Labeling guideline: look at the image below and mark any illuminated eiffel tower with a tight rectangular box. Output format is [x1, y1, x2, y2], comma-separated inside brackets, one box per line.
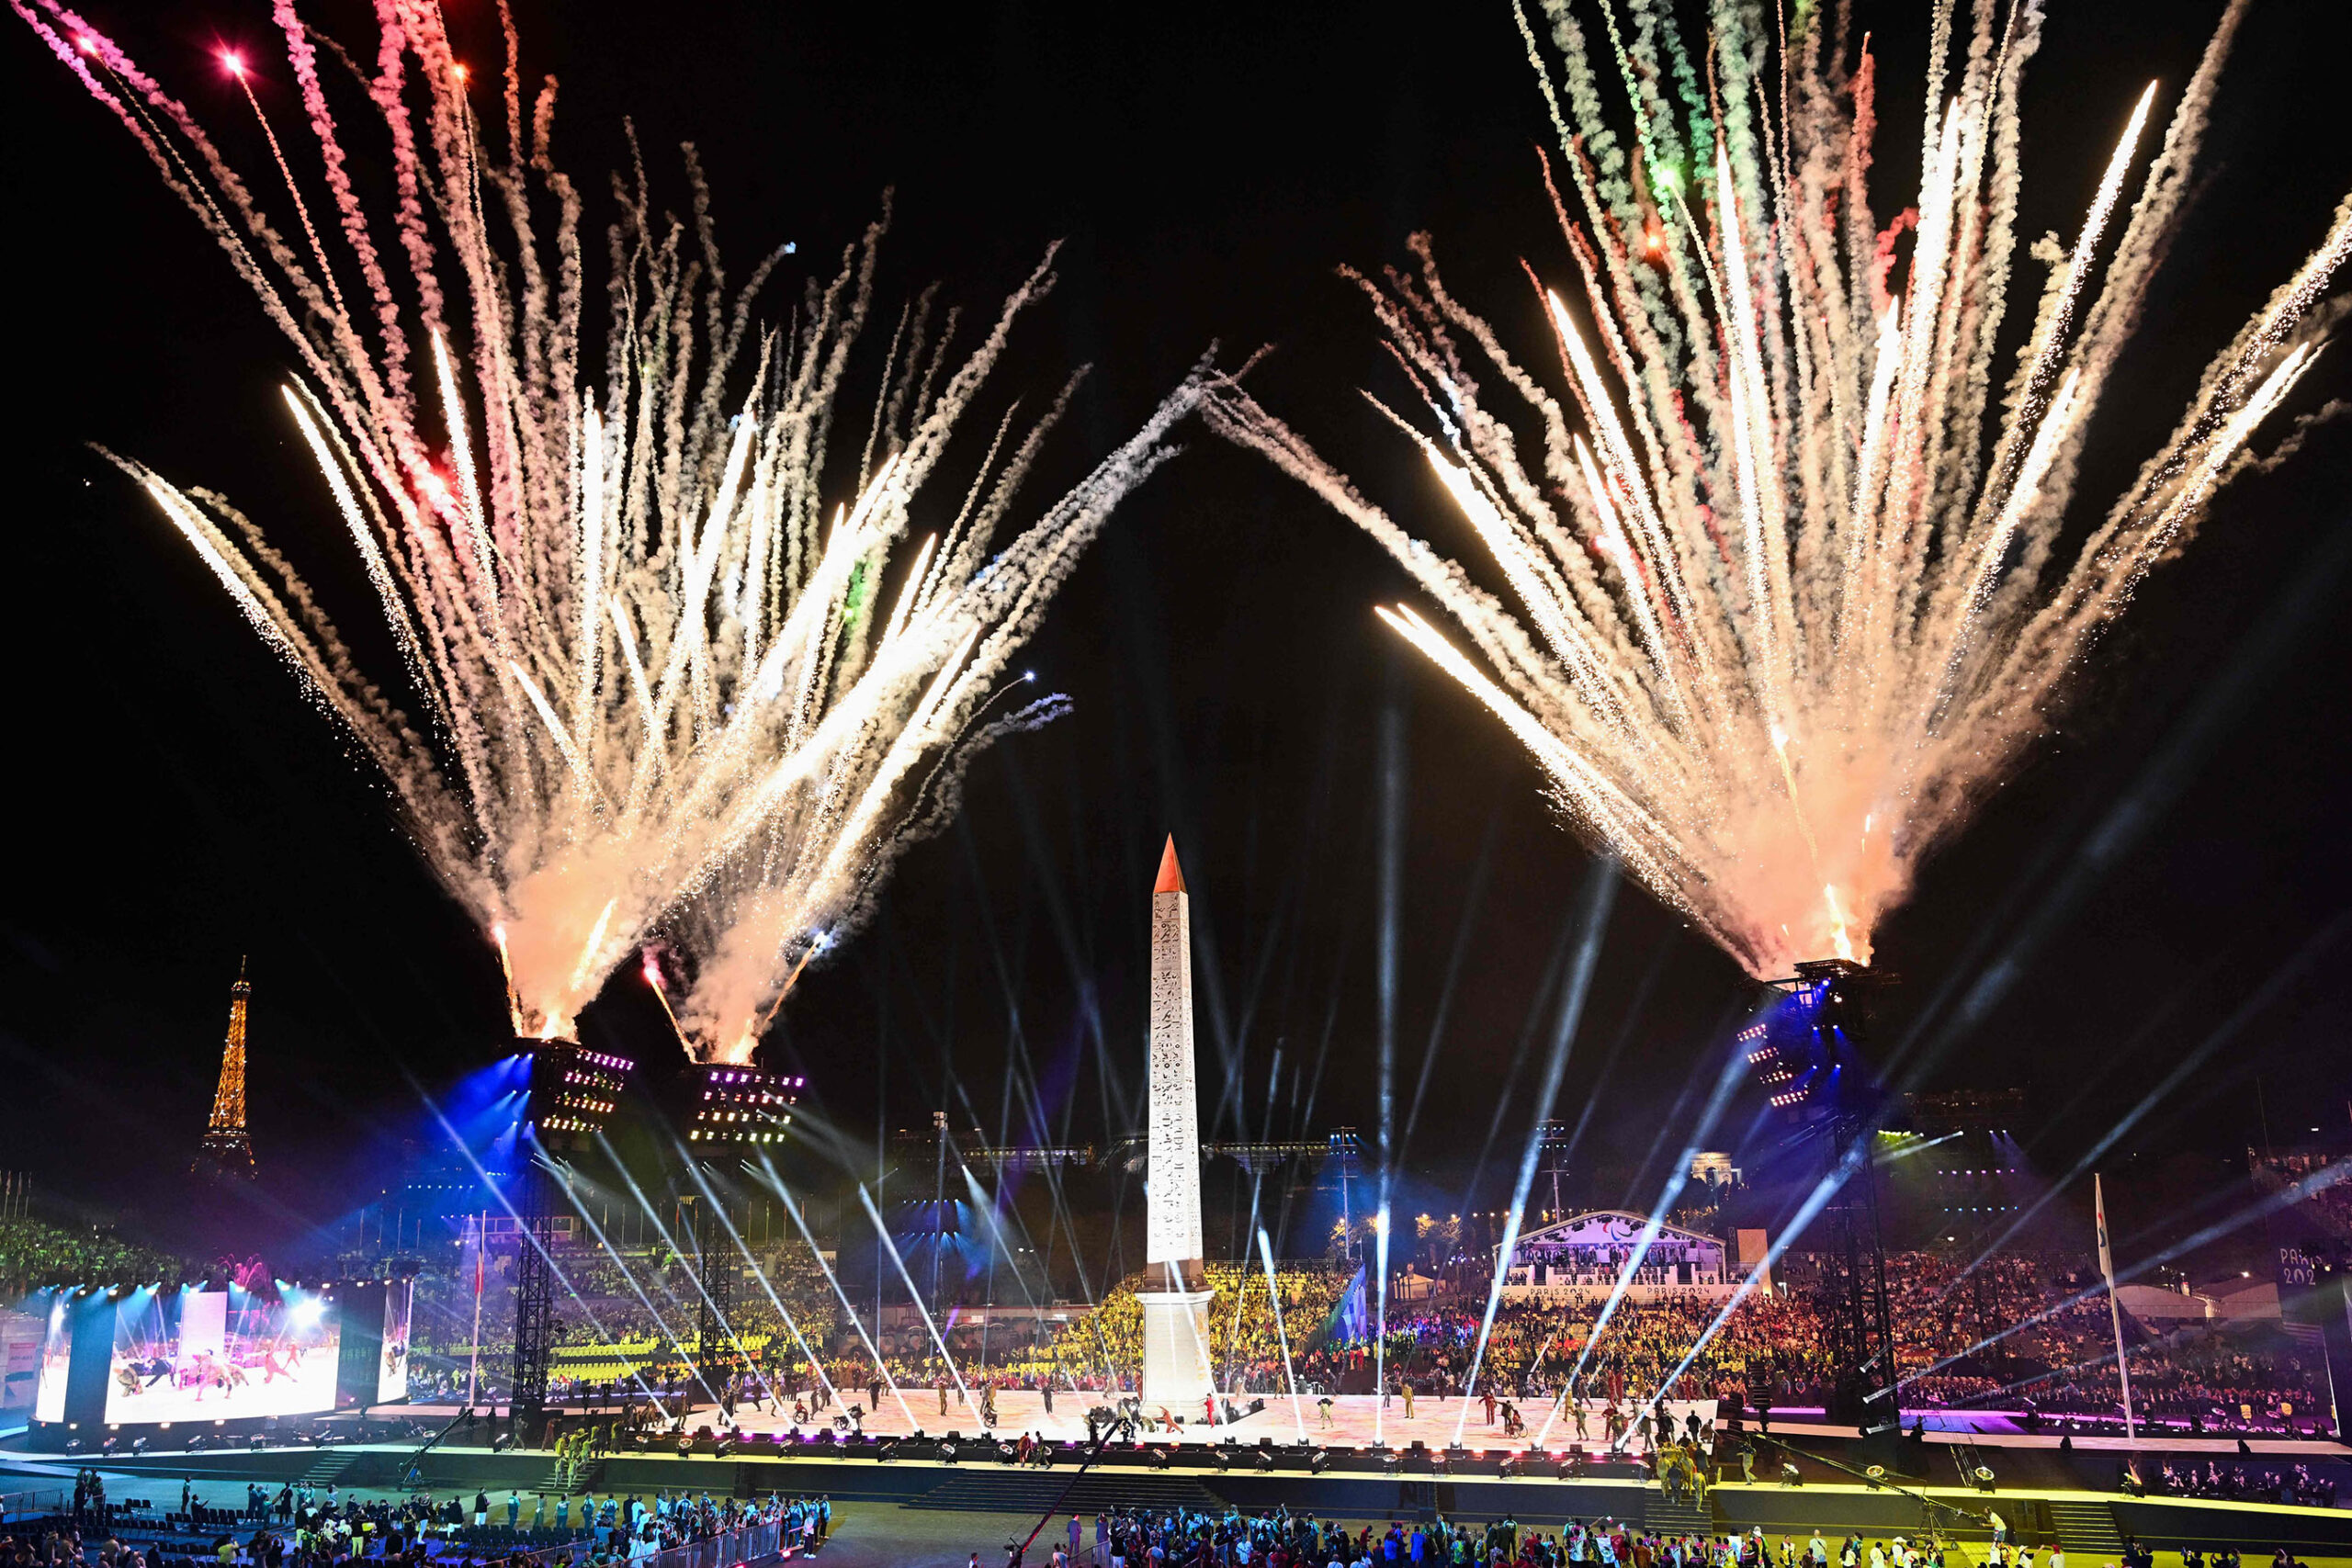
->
[194, 958, 257, 1180]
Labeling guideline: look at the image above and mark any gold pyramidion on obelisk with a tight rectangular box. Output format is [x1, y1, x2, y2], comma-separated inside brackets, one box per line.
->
[194, 958, 257, 1180]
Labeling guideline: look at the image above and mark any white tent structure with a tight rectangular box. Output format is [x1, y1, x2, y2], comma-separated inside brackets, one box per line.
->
[1500, 1210, 1732, 1300]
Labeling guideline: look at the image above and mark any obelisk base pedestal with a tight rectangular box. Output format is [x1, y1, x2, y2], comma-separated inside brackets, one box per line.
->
[1137, 1287, 1216, 1411]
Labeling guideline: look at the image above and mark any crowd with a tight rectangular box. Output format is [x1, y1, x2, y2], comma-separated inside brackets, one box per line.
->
[1023, 1266, 1356, 1393]
[411, 1242, 2331, 1441]
[34, 1213, 2312, 1444]
[13, 1481, 827, 1568]
[2149, 1458, 2338, 1508]
[1851, 1253, 2327, 1432]
[0, 1219, 193, 1298]
[401, 1241, 847, 1400]
[1012, 1507, 2001, 1568]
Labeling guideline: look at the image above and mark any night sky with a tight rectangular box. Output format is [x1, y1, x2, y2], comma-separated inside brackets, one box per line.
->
[3, 0, 2346, 1259]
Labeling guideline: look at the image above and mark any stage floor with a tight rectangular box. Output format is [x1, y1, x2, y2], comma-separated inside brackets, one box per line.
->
[390, 1394, 2347, 1459]
[711, 1390, 1713, 1454]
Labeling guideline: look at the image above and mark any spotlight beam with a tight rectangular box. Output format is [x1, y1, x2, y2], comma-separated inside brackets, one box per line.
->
[1371, 694, 1406, 1445]
[414, 1093, 649, 1416]
[1398, 810, 1498, 1156]
[589, 1134, 732, 1414]
[1453, 861, 1615, 1447]
[676, 1147, 842, 1412]
[539, 1168, 677, 1408]
[751, 1156, 919, 1429]
[1877, 524, 2352, 1099]
[1570, 990, 1761, 1404]
[1900, 1155, 2352, 1390]
[1938, 914, 2345, 1306]
[856, 1180, 975, 1412]
[1252, 1224, 1309, 1443]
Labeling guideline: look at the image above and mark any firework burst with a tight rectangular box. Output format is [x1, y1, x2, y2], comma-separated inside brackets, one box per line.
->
[20, 0, 1200, 1040]
[1204, 0, 2348, 976]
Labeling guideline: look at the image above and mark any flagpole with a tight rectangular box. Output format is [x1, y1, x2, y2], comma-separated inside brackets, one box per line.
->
[2096, 1174, 2137, 1441]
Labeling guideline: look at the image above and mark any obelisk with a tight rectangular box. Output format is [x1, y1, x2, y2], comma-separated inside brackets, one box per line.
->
[1137, 835, 1216, 1410]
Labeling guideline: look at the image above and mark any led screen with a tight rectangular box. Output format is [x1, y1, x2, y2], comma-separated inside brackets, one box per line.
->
[32, 1295, 69, 1423]
[377, 1278, 413, 1403]
[104, 1286, 340, 1421]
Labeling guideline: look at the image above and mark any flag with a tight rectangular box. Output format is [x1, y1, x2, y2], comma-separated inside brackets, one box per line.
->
[2095, 1175, 2115, 1280]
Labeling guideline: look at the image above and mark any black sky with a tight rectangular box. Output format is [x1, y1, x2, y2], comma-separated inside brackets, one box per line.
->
[2, 0, 2347, 1255]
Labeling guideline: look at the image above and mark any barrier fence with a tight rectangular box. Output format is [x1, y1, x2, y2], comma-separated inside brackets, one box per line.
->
[515, 1519, 788, 1568]
[2, 1490, 68, 1522]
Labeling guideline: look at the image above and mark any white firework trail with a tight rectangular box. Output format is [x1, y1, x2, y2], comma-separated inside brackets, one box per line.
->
[1203, 0, 2349, 976]
[19, 0, 1201, 1043]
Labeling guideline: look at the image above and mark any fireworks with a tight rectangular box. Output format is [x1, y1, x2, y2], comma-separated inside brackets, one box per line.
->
[22, 0, 1199, 1047]
[1204, 0, 2349, 976]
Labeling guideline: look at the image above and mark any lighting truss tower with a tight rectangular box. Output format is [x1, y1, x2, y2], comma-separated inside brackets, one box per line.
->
[194, 959, 257, 1179]
[1751, 959, 1898, 1437]
[675, 1064, 802, 1387]
[1795, 960, 1899, 1435]
[513, 1041, 631, 1439]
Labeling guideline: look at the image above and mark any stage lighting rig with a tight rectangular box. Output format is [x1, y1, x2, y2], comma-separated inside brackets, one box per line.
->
[1309, 1450, 1332, 1474]
[527, 1043, 634, 1150]
[510, 1039, 634, 1442]
[680, 1066, 804, 1149]
[666, 1066, 805, 1386]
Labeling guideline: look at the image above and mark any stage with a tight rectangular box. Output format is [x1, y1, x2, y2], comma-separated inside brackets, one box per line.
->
[710, 1390, 1718, 1455]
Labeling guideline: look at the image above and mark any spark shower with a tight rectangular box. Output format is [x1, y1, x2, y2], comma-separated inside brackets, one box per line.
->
[1206, 0, 2351, 976]
[17, 0, 1200, 1057]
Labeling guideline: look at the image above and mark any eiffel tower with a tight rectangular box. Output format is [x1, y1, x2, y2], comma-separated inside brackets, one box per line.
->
[194, 959, 257, 1180]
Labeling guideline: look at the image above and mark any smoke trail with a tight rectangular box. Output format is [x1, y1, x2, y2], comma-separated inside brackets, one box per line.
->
[1201, 2, 2349, 979]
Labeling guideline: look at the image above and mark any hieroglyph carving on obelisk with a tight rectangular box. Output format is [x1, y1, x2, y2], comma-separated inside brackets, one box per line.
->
[1146, 835, 1204, 1280]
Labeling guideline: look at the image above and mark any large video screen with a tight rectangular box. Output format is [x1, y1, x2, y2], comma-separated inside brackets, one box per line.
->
[104, 1286, 340, 1421]
[33, 1295, 69, 1423]
[378, 1278, 413, 1403]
